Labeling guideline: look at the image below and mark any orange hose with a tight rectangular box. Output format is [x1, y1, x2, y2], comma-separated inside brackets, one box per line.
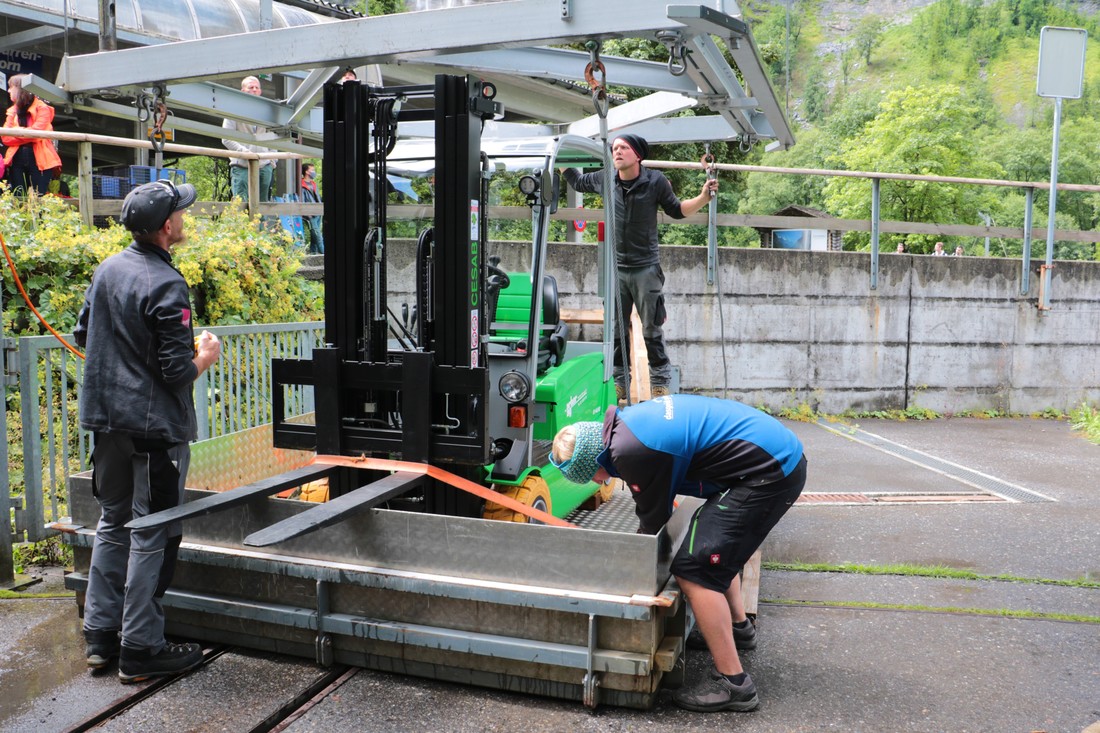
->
[313, 454, 575, 528]
[0, 230, 85, 359]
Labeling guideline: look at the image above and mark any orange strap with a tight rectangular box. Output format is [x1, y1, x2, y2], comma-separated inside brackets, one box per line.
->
[312, 454, 575, 528]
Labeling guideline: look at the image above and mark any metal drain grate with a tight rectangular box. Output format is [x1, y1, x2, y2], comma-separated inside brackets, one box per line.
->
[815, 420, 1054, 503]
[797, 492, 873, 504]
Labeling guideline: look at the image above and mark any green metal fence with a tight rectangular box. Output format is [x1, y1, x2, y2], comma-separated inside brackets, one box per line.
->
[3, 322, 324, 555]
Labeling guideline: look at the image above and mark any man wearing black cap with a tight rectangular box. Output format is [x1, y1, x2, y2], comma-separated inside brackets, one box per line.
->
[562, 134, 718, 402]
[74, 180, 222, 683]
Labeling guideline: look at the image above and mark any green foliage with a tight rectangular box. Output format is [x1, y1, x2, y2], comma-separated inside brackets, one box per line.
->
[853, 16, 886, 65]
[0, 192, 131, 336]
[842, 405, 942, 420]
[12, 536, 72, 574]
[1069, 402, 1100, 445]
[740, 127, 831, 215]
[175, 155, 232, 202]
[762, 559, 1100, 589]
[822, 84, 1004, 252]
[0, 192, 323, 336]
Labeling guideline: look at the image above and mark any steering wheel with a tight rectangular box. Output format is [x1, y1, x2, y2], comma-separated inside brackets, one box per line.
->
[486, 260, 511, 291]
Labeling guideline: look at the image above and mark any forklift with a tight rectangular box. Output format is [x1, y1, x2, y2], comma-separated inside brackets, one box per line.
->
[269, 75, 621, 525]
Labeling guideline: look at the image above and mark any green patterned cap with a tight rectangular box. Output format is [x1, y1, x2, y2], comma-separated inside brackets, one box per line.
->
[551, 421, 604, 484]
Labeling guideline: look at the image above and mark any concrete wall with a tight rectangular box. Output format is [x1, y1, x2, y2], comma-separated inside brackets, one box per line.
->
[382, 239, 1100, 414]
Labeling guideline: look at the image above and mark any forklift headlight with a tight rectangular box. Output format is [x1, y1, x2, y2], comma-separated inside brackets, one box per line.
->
[498, 371, 531, 404]
[518, 174, 539, 196]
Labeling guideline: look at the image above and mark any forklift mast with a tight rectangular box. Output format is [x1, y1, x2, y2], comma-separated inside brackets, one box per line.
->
[272, 75, 502, 513]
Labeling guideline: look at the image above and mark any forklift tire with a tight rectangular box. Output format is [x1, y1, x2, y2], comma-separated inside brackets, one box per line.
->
[483, 475, 553, 524]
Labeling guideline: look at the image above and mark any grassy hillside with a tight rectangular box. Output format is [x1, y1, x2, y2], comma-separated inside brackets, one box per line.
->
[738, 0, 1100, 260]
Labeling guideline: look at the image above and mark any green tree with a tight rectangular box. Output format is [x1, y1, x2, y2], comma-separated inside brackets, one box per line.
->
[853, 16, 886, 66]
[823, 84, 1004, 251]
[739, 127, 831, 216]
[802, 61, 829, 122]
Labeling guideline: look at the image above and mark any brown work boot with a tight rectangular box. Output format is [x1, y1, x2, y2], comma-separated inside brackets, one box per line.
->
[651, 385, 671, 398]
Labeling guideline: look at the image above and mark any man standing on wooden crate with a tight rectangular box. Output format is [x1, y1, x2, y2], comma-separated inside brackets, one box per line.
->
[221, 76, 277, 203]
[74, 180, 222, 683]
[551, 394, 806, 712]
[560, 134, 718, 402]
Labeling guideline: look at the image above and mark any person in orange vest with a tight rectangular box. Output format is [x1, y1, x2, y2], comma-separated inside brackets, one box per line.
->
[2, 74, 62, 196]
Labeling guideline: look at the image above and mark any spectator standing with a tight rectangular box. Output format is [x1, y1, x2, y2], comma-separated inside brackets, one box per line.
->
[551, 395, 806, 712]
[561, 135, 717, 402]
[340, 67, 358, 84]
[953, 245, 965, 256]
[300, 163, 324, 254]
[74, 180, 222, 683]
[221, 76, 277, 203]
[2, 74, 62, 196]
[932, 241, 947, 256]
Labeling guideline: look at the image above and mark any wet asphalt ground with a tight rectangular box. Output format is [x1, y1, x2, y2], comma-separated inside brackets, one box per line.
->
[1, 417, 1097, 732]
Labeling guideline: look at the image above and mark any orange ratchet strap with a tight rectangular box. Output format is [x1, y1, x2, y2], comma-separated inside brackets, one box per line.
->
[312, 454, 575, 528]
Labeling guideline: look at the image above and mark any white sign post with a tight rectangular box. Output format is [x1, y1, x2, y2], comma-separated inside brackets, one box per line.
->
[1035, 26, 1087, 310]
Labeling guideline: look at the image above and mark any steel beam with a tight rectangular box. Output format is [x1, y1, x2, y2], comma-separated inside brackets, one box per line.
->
[55, 2, 726, 92]
[398, 47, 700, 96]
[566, 91, 698, 140]
[0, 26, 65, 52]
[668, 4, 793, 148]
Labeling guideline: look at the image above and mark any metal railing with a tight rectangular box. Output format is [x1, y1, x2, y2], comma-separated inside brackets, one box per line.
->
[4, 322, 323, 549]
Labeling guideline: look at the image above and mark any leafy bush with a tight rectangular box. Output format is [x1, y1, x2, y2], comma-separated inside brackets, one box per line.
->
[0, 192, 323, 335]
[1070, 402, 1100, 445]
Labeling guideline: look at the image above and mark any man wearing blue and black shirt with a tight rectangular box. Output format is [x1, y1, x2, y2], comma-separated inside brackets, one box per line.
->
[551, 394, 806, 712]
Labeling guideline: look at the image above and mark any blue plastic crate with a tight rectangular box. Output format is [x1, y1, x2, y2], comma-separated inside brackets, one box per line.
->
[129, 166, 186, 187]
[92, 175, 128, 199]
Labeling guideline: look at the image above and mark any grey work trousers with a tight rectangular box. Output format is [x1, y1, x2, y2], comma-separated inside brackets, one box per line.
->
[613, 264, 672, 388]
[83, 433, 189, 652]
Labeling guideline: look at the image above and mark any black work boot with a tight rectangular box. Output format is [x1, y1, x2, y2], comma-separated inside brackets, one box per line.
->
[673, 672, 759, 712]
[687, 618, 757, 651]
[118, 641, 202, 684]
[85, 628, 121, 669]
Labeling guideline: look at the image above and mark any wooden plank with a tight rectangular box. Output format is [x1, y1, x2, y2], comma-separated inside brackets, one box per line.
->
[628, 311, 650, 404]
[125, 464, 336, 530]
[559, 307, 603, 324]
[243, 472, 426, 547]
[741, 549, 761, 617]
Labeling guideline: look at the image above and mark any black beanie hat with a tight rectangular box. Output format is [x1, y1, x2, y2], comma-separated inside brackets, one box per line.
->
[615, 134, 650, 161]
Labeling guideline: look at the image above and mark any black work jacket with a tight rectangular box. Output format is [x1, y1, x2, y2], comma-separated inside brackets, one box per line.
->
[563, 166, 685, 268]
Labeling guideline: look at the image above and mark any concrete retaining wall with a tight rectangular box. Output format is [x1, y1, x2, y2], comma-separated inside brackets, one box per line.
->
[381, 239, 1100, 414]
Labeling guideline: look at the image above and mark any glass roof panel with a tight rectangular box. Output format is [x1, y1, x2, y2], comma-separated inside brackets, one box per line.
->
[137, 0, 199, 40]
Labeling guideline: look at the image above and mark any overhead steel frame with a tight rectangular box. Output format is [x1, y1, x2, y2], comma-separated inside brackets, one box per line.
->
[44, 0, 793, 152]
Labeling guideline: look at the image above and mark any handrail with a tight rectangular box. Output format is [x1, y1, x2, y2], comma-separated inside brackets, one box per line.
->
[0, 126, 301, 161]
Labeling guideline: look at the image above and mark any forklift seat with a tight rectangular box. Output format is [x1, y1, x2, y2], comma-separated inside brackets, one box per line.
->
[491, 273, 568, 373]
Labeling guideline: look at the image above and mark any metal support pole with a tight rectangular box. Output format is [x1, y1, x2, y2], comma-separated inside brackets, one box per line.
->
[1022, 187, 1034, 295]
[0, 332, 11, 582]
[97, 0, 117, 52]
[870, 177, 880, 290]
[1040, 97, 1062, 311]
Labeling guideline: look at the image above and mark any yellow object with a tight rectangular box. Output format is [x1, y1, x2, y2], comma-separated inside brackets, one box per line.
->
[483, 475, 552, 524]
[299, 478, 329, 503]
